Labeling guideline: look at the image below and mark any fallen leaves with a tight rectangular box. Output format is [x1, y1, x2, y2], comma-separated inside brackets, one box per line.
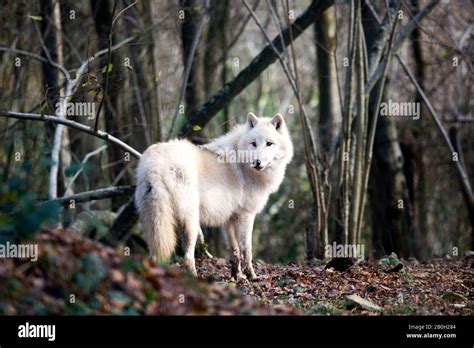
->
[0, 229, 472, 316]
[196, 255, 473, 315]
[0, 229, 298, 315]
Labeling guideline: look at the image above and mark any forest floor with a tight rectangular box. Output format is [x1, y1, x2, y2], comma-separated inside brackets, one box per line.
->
[0, 229, 472, 315]
[197, 256, 473, 315]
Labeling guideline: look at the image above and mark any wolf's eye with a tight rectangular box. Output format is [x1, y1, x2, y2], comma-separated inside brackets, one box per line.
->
[266, 142, 273, 146]
[251, 141, 257, 147]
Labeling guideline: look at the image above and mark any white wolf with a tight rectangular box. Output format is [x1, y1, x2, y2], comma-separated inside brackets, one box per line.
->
[134, 112, 293, 279]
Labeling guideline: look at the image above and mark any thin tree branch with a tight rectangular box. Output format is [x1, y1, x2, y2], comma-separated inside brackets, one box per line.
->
[0, 110, 142, 158]
[0, 45, 71, 80]
[398, 57, 473, 199]
[65, 145, 108, 193]
[42, 185, 136, 206]
[112, 1, 137, 27]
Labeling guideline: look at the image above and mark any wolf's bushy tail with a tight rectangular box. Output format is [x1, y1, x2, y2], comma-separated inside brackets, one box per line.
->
[135, 179, 176, 261]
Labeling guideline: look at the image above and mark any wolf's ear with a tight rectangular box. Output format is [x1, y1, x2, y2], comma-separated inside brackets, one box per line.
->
[271, 113, 285, 131]
[247, 112, 259, 128]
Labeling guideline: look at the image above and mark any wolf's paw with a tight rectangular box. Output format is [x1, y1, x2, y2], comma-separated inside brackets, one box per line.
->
[245, 270, 258, 281]
[231, 271, 247, 282]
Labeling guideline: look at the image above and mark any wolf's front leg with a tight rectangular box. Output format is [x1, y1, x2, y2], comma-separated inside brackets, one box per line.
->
[234, 214, 257, 280]
[224, 222, 245, 280]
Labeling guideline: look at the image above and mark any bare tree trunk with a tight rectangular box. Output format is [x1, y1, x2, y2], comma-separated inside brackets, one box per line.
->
[315, 9, 341, 152]
[202, 0, 230, 256]
[40, 0, 58, 140]
[148, 0, 163, 142]
[401, 0, 428, 258]
[181, 0, 205, 138]
[306, 201, 319, 259]
[125, 4, 152, 152]
[48, 0, 73, 200]
[348, 1, 366, 246]
[449, 127, 474, 250]
[40, 0, 65, 199]
[368, 91, 412, 258]
[204, 0, 229, 99]
[91, 0, 129, 210]
[335, 0, 357, 247]
[48, 0, 64, 199]
[361, 3, 414, 258]
[220, 0, 230, 133]
[53, 0, 74, 198]
[314, 7, 340, 254]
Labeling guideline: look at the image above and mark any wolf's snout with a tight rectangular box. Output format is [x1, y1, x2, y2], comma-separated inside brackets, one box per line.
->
[254, 159, 263, 170]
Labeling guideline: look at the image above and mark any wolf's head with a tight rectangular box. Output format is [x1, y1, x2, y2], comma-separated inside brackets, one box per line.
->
[237, 112, 293, 172]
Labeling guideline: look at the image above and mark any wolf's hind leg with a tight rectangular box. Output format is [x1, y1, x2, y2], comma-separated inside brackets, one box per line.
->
[181, 214, 199, 276]
[224, 221, 245, 280]
[173, 183, 199, 276]
[234, 214, 257, 280]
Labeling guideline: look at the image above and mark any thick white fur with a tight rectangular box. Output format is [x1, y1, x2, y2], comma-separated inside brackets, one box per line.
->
[134, 113, 293, 278]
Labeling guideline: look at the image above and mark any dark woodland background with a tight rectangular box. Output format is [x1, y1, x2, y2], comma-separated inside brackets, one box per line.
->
[0, 0, 472, 264]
